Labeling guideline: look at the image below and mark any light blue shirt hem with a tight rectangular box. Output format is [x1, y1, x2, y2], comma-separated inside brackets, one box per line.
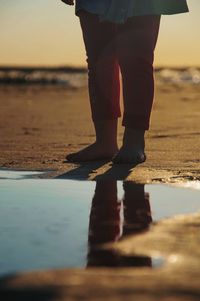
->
[75, 0, 189, 23]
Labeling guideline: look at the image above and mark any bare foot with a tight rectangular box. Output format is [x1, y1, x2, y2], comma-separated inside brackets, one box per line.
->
[66, 142, 118, 162]
[112, 146, 146, 164]
[112, 129, 146, 164]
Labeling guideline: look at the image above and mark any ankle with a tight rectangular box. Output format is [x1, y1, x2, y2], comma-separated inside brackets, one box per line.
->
[95, 137, 118, 147]
[123, 128, 145, 147]
[94, 119, 118, 147]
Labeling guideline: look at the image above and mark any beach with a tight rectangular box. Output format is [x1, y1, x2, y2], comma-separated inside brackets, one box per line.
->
[1, 68, 200, 300]
[1, 0, 200, 298]
[0, 68, 200, 182]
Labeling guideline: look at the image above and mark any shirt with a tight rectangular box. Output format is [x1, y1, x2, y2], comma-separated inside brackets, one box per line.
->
[75, 0, 189, 23]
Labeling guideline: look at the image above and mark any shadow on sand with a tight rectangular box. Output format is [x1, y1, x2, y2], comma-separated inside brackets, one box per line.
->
[58, 160, 138, 180]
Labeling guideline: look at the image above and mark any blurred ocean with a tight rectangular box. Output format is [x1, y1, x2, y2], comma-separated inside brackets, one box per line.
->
[0, 66, 200, 87]
[0, 67, 87, 88]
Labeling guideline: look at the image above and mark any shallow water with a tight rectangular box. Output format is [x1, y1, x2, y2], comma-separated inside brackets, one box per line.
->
[0, 170, 200, 275]
[0, 169, 45, 180]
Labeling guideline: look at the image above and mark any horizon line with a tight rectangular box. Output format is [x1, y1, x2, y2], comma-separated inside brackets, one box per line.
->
[0, 65, 200, 70]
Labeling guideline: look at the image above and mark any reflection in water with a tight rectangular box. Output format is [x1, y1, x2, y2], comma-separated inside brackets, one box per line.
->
[1, 174, 200, 273]
[87, 181, 152, 268]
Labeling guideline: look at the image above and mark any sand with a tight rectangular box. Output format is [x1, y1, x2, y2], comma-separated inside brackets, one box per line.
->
[0, 81, 200, 182]
[1, 211, 200, 301]
[1, 81, 200, 300]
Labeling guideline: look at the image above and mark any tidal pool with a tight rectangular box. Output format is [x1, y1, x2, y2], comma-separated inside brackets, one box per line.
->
[0, 170, 200, 275]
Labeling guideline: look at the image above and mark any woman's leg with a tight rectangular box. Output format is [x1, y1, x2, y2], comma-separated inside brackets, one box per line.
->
[67, 11, 121, 162]
[113, 15, 161, 164]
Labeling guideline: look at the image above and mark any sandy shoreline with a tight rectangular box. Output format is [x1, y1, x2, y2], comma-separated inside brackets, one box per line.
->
[0, 81, 200, 182]
[1, 81, 200, 300]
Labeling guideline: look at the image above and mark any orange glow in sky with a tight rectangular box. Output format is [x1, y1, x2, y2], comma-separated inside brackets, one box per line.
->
[0, 0, 199, 67]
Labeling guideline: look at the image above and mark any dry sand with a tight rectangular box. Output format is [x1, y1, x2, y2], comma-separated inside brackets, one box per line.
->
[0, 81, 199, 182]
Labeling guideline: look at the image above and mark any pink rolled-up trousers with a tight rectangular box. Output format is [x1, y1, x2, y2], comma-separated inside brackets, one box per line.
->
[79, 11, 161, 130]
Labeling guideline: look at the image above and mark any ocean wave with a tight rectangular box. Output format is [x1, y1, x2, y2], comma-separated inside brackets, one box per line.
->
[0, 67, 87, 88]
[156, 68, 200, 84]
[0, 67, 200, 86]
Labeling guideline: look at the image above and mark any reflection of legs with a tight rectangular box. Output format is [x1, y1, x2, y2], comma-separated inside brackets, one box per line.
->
[67, 11, 120, 162]
[123, 182, 152, 236]
[87, 181, 122, 267]
[87, 181, 152, 268]
[113, 16, 161, 164]
[122, 182, 152, 267]
[88, 181, 121, 246]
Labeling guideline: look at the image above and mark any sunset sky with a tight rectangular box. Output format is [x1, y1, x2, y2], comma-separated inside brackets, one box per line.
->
[0, 0, 199, 67]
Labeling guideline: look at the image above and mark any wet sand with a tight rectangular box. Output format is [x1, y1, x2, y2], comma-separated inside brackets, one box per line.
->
[1, 211, 200, 301]
[0, 81, 199, 182]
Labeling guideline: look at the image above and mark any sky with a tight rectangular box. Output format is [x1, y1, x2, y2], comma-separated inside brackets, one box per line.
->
[0, 0, 199, 67]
